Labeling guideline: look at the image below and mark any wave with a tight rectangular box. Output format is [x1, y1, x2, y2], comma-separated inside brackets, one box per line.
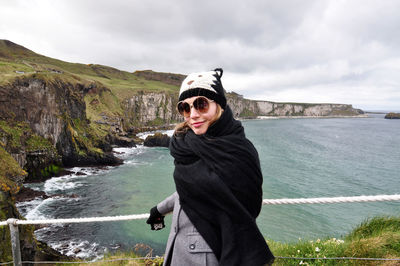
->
[136, 129, 174, 140]
[35, 227, 105, 260]
[113, 145, 147, 159]
[16, 197, 76, 220]
[43, 167, 112, 193]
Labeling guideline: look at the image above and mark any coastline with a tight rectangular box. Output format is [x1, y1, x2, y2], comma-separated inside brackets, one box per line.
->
[255, 114, 369, 120]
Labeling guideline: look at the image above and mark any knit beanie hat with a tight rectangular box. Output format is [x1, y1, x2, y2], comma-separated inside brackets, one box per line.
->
[178, 68, 227, 109]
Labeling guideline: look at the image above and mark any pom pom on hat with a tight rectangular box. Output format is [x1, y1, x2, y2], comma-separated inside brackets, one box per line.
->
[179, 68, 227, 109]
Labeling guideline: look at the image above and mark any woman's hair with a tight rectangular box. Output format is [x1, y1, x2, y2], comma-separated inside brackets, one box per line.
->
[174, 104, 224, 136]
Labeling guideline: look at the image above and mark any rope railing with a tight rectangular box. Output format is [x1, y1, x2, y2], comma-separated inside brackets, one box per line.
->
[1, 194, 400, 227]
[1, 213, 150, 226]
[262, 194, 400, 205]
[1, 194, 399, 265]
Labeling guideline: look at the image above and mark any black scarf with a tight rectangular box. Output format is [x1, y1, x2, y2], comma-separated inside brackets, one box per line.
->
[170, 106, 274, 266]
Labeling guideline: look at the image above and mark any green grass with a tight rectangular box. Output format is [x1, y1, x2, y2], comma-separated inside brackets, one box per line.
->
[270, 216, 400, 265]
[1, 40, 180, 98]
[239, 108, 257, 117]
[0, 60, 35, 74]
[25, 134, 54, 152]
[0, 120, 55, 152]
[65, 118, 104, 157]
[0, 145, 25, 194]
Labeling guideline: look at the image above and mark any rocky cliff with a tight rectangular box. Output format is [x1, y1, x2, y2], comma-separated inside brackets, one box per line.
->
[0, 75, 122, 179]
[0, 145, 68, 262]
[227, 94, 364, 117]
[122, 92, 181, 127]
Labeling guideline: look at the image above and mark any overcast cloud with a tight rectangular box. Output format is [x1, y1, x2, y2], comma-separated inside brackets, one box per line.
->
[1, 0, 399, 110]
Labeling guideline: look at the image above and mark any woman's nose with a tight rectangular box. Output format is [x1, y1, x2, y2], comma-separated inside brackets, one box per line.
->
[190, 106, 200, 118]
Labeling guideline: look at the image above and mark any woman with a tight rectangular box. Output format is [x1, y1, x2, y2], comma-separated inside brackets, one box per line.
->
[146, 68, 274, 265]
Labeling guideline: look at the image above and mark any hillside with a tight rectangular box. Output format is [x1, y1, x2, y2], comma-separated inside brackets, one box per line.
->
[0, 40, 181, 93]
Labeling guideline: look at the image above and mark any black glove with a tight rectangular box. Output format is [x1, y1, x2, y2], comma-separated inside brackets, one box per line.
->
[146, 206, 165, 230]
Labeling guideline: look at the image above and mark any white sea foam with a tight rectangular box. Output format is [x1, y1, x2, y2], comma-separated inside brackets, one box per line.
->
[51, 240, 103, 259]
[44, 176, 83, 192]
[124, 159, 149, 166]
[35, 229, 105, 260]
[20, 197, 80, 220]
[16, 198, 44, 218]
[137, 129, 174, 140]
[43, 167, 111, 193]
[113, 145, 147, 159]
[19, 197, 59, 220]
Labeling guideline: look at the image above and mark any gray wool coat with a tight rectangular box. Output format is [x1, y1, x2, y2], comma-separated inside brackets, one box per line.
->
[157, 192, 219, 266]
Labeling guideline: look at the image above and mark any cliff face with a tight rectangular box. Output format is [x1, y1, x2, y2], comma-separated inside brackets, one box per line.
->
[227, 94, 364, 117]
[122, 92, 181, 127]
[0, 75, 121, 179]
[0, 146, 65, 262]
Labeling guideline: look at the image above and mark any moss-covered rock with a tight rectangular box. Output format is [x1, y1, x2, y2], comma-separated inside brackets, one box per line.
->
[0, 120, 62, 182]
[0, 148, 69, 262]
[0, 75, 122, 169]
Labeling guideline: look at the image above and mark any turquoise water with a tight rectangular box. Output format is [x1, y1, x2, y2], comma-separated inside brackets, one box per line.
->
[18, 114, 400, 258]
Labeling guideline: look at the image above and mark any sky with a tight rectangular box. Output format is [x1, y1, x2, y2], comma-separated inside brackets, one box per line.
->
[1, 0, 399, 111]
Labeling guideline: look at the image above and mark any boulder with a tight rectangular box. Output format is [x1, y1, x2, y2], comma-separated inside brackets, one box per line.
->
[144, 133, 170, 147]
[106, 133, 136, 148]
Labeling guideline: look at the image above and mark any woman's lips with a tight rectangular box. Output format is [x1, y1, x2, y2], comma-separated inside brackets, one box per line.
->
[192, 121, 204, 128]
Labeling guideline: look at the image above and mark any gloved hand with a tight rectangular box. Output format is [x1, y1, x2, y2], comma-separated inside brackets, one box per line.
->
[146, 206, 165, 230]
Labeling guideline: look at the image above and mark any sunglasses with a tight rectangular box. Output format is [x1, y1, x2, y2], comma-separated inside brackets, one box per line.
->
[177, 96, 214, 117]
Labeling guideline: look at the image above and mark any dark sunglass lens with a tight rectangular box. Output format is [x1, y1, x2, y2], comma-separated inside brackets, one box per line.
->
[178, 102, 191, 116]
[183, 102, 191, 113]
[177, 102, 184, 115]
[194, 97, 209, 113]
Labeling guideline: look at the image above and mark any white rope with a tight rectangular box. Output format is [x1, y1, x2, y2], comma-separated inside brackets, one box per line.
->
[1, 194, 399, 226]
[6, 213, 149, 226]
[262, 194, 400, 205]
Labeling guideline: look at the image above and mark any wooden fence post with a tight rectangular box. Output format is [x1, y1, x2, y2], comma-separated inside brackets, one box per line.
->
[7, 219, 22, 266]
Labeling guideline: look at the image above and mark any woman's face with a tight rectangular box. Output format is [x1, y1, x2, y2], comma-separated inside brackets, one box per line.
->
[183, 96, 218, 135]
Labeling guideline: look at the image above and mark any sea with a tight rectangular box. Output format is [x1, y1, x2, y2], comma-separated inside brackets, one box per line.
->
[16, 113, 400, 260]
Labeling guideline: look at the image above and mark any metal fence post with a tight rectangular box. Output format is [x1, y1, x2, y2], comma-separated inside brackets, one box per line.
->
[7, 218, 22, 266]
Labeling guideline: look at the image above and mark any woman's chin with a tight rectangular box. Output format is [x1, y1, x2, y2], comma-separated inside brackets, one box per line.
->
[191, 126, 207, 135]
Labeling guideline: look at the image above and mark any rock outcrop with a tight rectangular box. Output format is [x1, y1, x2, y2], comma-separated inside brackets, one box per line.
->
[0, 146, 69, 262]
[144, 132, 171, 147]
[385, 112, 400, 119]
[122, 92, 181, 127]
[0, 76, 122, 177]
